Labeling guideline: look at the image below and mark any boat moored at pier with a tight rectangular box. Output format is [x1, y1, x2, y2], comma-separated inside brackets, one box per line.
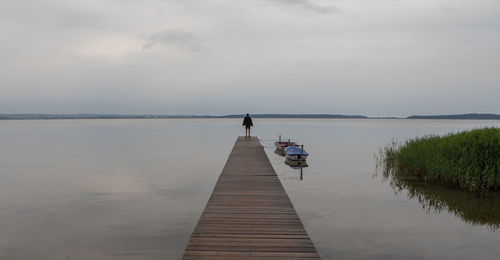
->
[285, 145, 308, 161]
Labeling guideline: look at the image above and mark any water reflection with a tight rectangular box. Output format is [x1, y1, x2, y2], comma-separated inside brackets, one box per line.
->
[284, 159, 308, 180]
[284, 158, 309, 169]
[376, 153, 500, 230]
[274, 148, 286, 156]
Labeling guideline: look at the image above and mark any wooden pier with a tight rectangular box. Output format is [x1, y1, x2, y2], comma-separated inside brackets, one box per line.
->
[182, 136, 320, 259]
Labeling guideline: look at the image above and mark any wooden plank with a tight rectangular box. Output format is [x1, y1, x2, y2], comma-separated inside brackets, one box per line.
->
[182, 136, 320, 259]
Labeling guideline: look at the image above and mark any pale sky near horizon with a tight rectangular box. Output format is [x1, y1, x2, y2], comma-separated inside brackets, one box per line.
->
[1, 0, 499, 116]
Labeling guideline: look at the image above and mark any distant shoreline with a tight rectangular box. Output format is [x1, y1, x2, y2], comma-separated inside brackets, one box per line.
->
[1, 113, 500, 120]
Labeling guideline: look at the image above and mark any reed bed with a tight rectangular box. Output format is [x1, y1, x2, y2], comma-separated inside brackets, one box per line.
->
[384, 128, 500, 193]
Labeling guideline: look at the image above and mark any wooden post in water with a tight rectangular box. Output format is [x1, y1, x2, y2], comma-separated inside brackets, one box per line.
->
[300, 145, 304, 180]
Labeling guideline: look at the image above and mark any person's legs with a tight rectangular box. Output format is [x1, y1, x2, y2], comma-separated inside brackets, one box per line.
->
[245, 126, 250, 137]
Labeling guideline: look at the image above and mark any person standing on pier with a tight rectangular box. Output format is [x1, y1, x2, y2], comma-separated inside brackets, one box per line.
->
[242, 113, 253, 138]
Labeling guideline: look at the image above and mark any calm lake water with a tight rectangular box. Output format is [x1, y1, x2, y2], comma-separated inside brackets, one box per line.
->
[1, 118, 499, 259]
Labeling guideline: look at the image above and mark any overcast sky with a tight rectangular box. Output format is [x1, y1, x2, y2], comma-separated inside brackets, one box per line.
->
[1, 0, 499, 116]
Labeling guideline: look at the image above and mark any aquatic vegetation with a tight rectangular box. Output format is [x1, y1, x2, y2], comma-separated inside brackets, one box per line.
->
[376, 129, 500, 229]
[382, 128, 500, 193]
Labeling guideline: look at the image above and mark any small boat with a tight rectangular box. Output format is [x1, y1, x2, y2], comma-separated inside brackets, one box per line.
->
[274, 141, 297, 150]
[274, 135, 297, 151]
[285, 146, 308, 161]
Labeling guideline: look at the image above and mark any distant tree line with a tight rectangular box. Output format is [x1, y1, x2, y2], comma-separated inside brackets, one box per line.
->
[1, 113, 500, 120]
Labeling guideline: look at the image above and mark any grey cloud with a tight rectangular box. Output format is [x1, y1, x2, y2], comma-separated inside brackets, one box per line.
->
[267, 0, 340, 14]
[142, 30, 201, 51]
[2, 0, 500, 115]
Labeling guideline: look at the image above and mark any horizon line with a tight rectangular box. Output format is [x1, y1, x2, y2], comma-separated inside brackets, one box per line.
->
[1, 113, 500, 120]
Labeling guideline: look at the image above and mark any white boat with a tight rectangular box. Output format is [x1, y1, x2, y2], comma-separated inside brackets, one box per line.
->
[274, 141, 297, 150]
[274, 136, 298, 156]
[285, 146, 308, 161]
[274, 135, 297, 151]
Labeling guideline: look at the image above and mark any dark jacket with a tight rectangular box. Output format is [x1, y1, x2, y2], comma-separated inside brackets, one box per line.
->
[243, 116, 253, 127]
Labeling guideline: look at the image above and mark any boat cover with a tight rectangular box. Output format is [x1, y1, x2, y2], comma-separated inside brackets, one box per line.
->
[285, 146, 309, 156]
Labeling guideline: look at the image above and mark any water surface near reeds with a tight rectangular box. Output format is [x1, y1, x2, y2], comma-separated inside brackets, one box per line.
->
[1, 118, 499, 259]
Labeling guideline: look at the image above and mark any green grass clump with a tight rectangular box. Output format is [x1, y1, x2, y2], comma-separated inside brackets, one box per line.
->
[385, 128, 500, 193]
